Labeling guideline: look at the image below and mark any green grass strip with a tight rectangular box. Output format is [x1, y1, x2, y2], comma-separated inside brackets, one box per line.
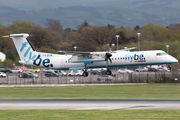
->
[0, 110, 180, 120]
[0, 84, 180, 99]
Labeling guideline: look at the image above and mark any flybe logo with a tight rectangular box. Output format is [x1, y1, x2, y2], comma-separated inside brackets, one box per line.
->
[20, 42, 53, 67]
[33, 55, 53, 67]
[125, 54, 146, 63]
[20, 42, 37, 63]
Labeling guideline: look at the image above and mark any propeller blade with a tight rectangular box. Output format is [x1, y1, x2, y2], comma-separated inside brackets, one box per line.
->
[106, 53, 112, 58]
[106, 60, 108, 67]
[108, 57, 112, 63]
[105, 53, 112, 67]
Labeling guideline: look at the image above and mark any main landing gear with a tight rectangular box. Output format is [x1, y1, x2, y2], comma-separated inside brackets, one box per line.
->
[82, 71, 88, 77]
[82, 52, 113, 77]
[105, 68, 112, 75]
[105, 52, 112, 76]
[82, 64, 89, 77]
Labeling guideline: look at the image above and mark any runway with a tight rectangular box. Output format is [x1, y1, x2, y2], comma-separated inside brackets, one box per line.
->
[0, 99, 180, 110]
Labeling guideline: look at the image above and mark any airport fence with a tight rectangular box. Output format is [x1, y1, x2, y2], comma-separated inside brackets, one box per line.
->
[129, 71, 180, 83]
[0, 71, 180, 85]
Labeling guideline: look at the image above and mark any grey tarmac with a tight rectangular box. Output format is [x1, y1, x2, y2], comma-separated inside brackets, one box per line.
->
[0, 99, 180, 110]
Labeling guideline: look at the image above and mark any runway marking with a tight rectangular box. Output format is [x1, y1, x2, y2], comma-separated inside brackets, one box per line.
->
[8, 105, 17, 107]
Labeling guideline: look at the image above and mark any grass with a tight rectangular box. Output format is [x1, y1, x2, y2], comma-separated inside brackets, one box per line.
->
[1, 84, 180, 120]
[0, 110, 180, 120]
[0, 84, 180, 99]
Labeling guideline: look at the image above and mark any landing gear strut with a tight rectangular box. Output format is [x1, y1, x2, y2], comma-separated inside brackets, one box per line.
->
[104, 52, 112, 76]
[82, 64, 89, 77]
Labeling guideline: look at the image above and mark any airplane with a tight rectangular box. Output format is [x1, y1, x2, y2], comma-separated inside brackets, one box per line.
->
[3, 33, 178, 77]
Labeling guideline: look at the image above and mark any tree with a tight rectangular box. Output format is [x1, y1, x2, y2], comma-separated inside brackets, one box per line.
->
[6, 21, 37, 33]
[106, 24, 115, 29]
[0, 37, 7, 52]
[82, 20, 90, 27]
[134, 25, 140, 31]
[0, 30, 14, 52]
[0, 23, 4, 29]
[151, 44, 166, 51]
[77, 20, 91, 33]
[0, 29, 19, 61]
[171, 34, 180, 41]
[64, 28, 71, 33]
[30, 26, 63, 52]
[72, 26, 117, 51]
[141, 24, 172, 42]
[169, 23, 180, 33]
[44, 18, 63, 33]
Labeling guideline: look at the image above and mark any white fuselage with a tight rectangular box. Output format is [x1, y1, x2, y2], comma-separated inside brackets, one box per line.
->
[19, 50, 178, 70]
[5, 33, 178, 71]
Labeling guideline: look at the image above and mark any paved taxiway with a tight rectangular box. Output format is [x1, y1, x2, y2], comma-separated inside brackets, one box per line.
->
[0, 99, 180, 110]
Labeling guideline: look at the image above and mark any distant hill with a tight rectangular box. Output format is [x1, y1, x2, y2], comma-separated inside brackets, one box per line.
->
[1, 0, 180, 11]
[0, 0, 180, 29]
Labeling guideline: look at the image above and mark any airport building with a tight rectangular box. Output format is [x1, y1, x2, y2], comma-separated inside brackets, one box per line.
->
[0, 51, 6, 62]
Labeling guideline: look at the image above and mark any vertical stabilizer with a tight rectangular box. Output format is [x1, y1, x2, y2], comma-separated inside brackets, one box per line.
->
[3, 33, 37, 63]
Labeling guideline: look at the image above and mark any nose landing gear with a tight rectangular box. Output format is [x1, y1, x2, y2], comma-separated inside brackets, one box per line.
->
[167, 65, 171, 70]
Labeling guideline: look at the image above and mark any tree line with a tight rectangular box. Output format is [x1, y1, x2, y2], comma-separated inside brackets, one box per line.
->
[0, 19, 180, 68]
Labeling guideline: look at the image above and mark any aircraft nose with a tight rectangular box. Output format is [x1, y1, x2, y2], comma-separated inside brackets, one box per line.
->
[170, 56, 178, 64]
[165, 55, 178, 64]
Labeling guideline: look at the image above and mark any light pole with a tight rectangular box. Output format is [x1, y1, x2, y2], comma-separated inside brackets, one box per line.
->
[74, 46, 77, 52]
[116, 35, 120, 50]
[137, 33, 141, 51]
[111, 43, 115, 51]
[137, 33, 141, 80]
[166, 45, 169, 54]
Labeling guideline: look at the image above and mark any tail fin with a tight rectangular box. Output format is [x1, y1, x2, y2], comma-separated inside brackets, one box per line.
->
[3, 33, 37, 63]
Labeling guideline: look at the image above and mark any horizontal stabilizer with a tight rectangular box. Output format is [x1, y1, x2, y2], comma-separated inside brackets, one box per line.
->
[3, 33, 28, 38]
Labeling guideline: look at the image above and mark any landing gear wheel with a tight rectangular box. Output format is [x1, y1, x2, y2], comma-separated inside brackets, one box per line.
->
[106, 70, 112, 75]
[167, 65, 171, 70]
[82, 71, 88, 77]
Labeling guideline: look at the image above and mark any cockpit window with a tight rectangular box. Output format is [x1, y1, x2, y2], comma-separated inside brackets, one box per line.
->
[162, 52, 167, 55]
[156, 53, 162, 56]
[156, 52, 167, 56]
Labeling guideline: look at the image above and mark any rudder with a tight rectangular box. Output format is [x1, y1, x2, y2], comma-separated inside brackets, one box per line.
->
[3, 33, 37, 63]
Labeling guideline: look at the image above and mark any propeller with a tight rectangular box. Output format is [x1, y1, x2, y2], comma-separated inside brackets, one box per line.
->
[105, 53, 112, 67]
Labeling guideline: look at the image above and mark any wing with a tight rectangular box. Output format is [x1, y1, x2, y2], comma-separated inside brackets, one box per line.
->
[58, 46, 136, 55]
[58, 51, 106, 64]
[113, 47, 137, 52]
[58, 51, 100, 56]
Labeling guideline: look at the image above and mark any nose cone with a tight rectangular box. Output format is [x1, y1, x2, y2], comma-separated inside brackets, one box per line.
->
[168, 55, 178, 64]
[174, 58, 178, 63]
